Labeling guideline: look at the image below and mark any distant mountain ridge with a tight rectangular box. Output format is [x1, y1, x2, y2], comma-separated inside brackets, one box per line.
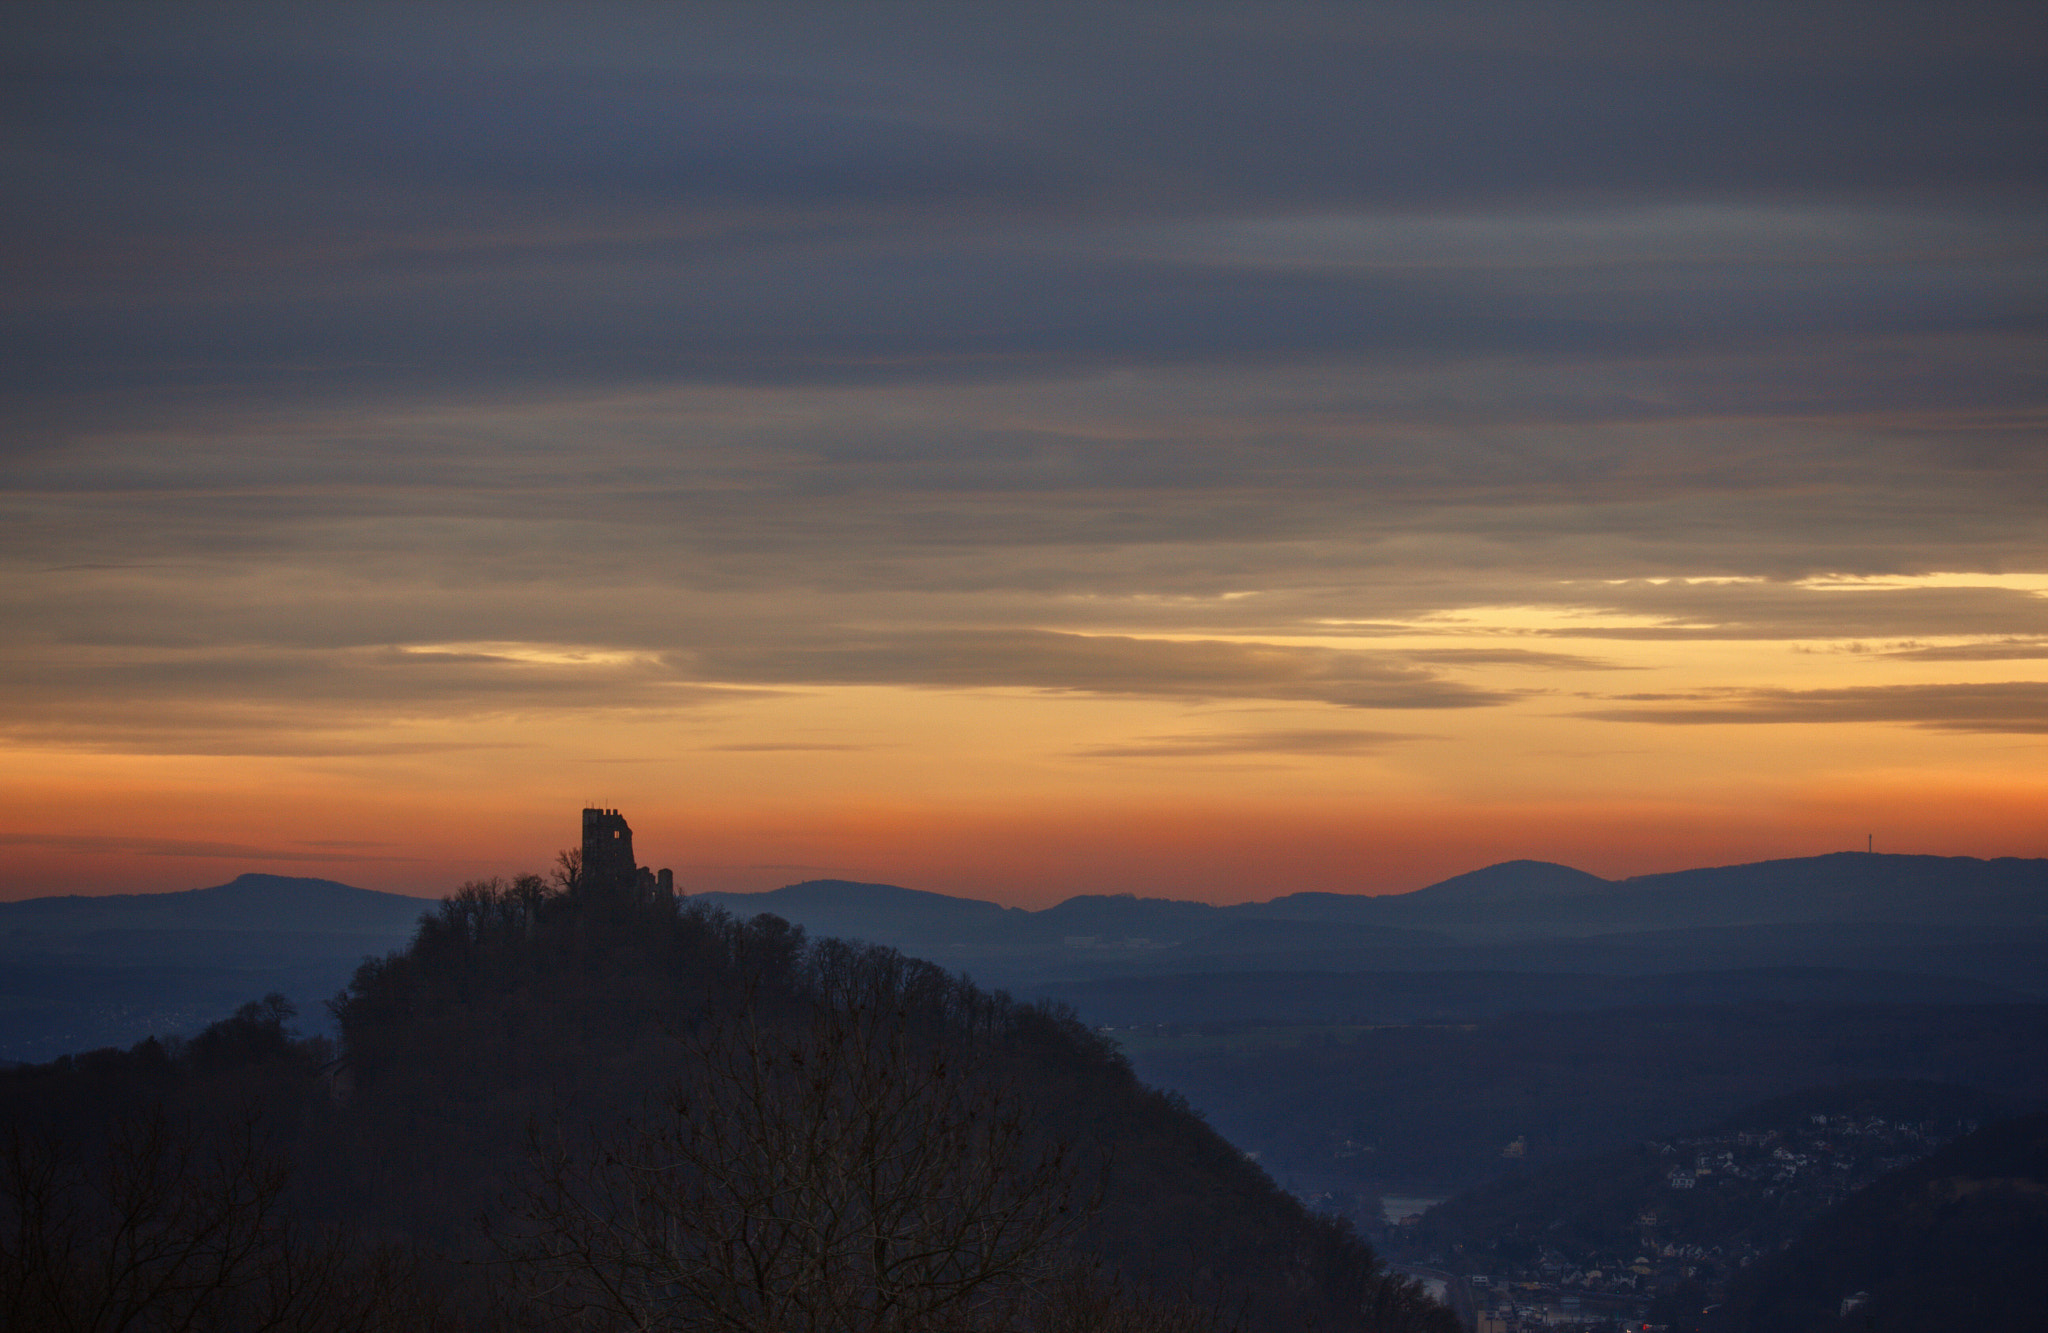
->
[0, 873, 435, 936]
[1365, 858, 1615, 909]
[7, 854, 2048, 1060]
[1424, 852, 2048, 935]
[14, 853, 2047, 942]
[0, 875, 435, 1062]
[692, 851, 2048, 952]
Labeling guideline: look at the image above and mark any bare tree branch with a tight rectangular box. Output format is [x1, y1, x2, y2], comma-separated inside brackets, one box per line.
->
[498, 948, 1089, 1333]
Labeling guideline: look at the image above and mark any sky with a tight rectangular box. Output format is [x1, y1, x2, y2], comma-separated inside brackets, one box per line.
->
[3, 2, 2045, 905]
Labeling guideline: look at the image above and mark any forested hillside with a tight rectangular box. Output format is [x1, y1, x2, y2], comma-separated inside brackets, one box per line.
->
[1120, 1003, 2048, 1194]
[1, 869, 1458, 1332]
[1713, 1109, 2048, 1333]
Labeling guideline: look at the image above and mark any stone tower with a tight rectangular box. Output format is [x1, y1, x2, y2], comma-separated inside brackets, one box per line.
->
[579, 807, 675, 904]
[581, 807, 638, 895]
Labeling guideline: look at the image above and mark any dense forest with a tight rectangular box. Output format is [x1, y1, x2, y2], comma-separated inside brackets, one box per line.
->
[0, 867, 1458, 1332]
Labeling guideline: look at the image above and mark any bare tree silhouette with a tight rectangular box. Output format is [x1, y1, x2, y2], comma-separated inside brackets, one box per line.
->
[499, 946, 1087, 1333]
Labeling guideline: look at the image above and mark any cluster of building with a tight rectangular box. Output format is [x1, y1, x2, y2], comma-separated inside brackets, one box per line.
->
[1425, 1108, 1981, 1331]
[1647, 1109, 1964, 1203]
[1465, 1262, 1658, 1330]
[1470, 1283, 1651, 1332]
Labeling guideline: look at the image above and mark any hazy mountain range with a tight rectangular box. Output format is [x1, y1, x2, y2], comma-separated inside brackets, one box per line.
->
[689, 852, 2048, 998]
[4, 852, 2046, 1061]
[0, 874, 429, 1062]
[695, 851, 2048, 951]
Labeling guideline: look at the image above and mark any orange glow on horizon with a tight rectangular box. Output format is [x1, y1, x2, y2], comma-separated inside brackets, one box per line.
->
[7, 769, 2046, 909]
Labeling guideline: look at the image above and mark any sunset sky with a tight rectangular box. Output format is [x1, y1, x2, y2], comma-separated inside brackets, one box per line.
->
[4, 3, 2045, 905]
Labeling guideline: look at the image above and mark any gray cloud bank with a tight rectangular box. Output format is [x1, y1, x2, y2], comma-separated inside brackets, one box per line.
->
[1, 3, 2045, 754]
[3, 4, 2042, 410]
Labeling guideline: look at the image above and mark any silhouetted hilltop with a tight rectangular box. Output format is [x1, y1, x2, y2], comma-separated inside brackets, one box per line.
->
[313, 874, 1458, 1331]
[2, 873, 1463, 1331]
[1355, 860, 1615, 916]
[1473, 852, 2048, 936]
[688, 877, 1026, 950]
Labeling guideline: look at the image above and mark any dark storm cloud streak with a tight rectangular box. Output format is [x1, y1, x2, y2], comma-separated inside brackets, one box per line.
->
[0, 647, 718, 708]
[1580, 681, 2048, 733]
[0, 832, 421, 862]
[10, 9, 2042, 245]
[0, 727, 531, 758]
[1532, 584, 2048, 642]
[1073, 729, 1425, 759]
[7, 239, 2041, 407]
[705, 742, 875, 753]
[1399, 648, 1625, 670]
[678, 630, 1516, 709]
[1863, 638, 2048, 661]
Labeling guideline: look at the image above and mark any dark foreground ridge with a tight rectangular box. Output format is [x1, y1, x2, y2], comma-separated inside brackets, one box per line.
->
[1, 858, 1459, 1332]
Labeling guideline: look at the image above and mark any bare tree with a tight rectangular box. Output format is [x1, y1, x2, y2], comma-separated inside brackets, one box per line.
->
[550, 848, 583, 896]
[499, 949, 1087, 1333]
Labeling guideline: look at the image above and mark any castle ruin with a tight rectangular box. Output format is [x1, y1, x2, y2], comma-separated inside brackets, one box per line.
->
[580, 807, 674, 903]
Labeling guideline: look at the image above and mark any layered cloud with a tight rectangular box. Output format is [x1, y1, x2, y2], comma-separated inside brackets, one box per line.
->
[1, 3, 2044, 894]
[5, 5, 2043, 415]
[1073, 729, 1424, 760]
[0, 832, 418, 863]
[1583, 682, 2048, 733]
[678, 631, 1516, 709]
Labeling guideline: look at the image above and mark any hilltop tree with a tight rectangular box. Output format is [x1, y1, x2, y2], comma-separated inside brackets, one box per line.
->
[498, 943, 1086, 1332]
[322, 871, 1459, 1332]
